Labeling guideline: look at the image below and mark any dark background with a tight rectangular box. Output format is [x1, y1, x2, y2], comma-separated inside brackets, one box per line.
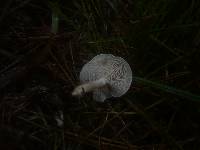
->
[0, 0, 200, 149]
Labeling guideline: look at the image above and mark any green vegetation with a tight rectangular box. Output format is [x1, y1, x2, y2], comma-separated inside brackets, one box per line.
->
[0, 0, 200, 149]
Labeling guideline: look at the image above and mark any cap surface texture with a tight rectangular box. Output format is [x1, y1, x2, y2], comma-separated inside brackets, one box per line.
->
[80, 54, 132, 102]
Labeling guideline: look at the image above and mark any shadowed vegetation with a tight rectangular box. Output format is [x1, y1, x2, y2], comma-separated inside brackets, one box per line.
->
[0, 0, 200, 149]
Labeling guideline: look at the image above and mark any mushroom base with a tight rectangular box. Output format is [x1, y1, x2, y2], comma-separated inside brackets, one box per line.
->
[72, 78, 108, 97]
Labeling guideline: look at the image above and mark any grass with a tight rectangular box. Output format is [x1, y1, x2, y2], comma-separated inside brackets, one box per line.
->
[0, 0, 200, 150]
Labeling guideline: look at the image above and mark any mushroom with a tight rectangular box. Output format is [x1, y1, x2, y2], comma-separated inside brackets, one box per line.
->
[72, 54, 132, 102]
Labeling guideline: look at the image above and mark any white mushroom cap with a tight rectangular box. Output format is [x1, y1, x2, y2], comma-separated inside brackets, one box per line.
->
[79, 54, 132, 102]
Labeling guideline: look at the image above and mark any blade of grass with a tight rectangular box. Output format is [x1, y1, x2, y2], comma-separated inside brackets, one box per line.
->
[133, 76, 200, 102]
[51, 11, 59, 34]
[48, 2, 60, 34]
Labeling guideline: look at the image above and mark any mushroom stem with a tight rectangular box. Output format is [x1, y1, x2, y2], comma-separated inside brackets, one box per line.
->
[72, 78, 107, 96]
